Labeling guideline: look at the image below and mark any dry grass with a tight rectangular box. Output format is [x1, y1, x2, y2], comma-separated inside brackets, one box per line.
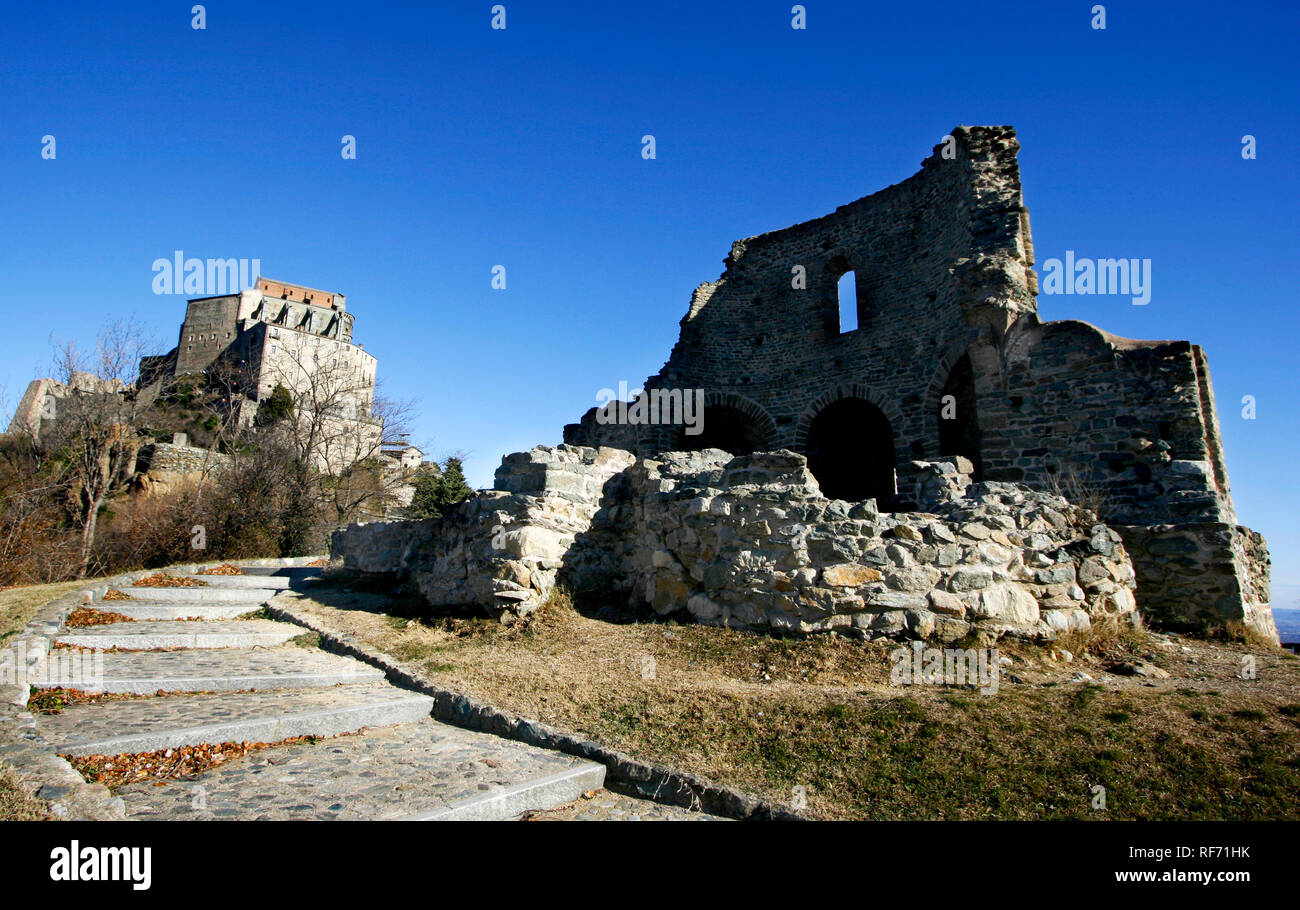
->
[0, 579, 89, 644]
[279, 581, 1300, 820]
[0, 763, 54, 821]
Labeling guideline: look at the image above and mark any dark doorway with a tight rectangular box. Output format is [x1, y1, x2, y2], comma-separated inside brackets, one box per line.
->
[805, 398, 896, 502]
[937, 354, 984, 479]
[679, 405, 767, 455]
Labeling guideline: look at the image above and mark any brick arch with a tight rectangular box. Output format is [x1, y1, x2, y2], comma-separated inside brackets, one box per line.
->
[675, 390, 778, 453]
[792, 383, 905, 452]
[794, 386, 902, 502]
[921, 339, 975, 457]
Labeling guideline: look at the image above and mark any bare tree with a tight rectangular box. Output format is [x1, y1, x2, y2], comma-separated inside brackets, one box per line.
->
[39, 319, 153, 576]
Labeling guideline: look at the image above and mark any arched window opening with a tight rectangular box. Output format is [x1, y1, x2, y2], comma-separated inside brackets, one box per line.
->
[938, 353, 985, 480]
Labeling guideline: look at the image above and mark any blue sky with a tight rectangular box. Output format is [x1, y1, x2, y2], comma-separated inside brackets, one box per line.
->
[1, 1, 1297, 594]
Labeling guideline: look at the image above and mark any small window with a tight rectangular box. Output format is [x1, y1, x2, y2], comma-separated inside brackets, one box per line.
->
[837, 271, 858, 333]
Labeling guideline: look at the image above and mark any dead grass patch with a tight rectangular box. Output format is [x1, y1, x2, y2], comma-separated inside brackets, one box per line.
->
[279, 582, 1300, 820]
[0, 579, 90, 643]
[0, 762, 54, 821]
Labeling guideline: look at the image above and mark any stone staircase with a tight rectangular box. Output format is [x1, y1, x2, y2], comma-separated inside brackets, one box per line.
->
[30, 565, 608, 820]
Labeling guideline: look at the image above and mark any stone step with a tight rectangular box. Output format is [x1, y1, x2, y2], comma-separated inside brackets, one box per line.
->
[399, 762, 606, 821]
[109, 587, 280, 604]
[87, 602, 263, 621]
[237, 566, 323, 580]
[170, 575, 294, 590]
[56, 619, 303, 650]
[110, 717, 604, 821]
[32, 646, 384, 694]
[37, 683, 435, 756]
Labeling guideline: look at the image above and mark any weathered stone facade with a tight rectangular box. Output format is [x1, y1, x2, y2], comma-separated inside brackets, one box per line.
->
[561, 126, 1273, 641]
[334, 444, 1138, 643]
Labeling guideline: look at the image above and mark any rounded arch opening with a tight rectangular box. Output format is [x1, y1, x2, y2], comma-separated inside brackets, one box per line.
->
[804, 397, 896, 503]
[937, 353, 984, 479]
[679, 404, 769, 456]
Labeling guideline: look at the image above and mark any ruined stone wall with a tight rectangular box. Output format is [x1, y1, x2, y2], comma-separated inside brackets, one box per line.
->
[332, 446, 636, 616]
[332, 445, 1139, 643]
[623, 450, 1136, 640]
[133, 442, 231, 494]
[1115, 523, 1274, 641]
[135, 442, 229, 476]
[561, 125, 1267, 638]
[567, 126, 1036, 463]
[974, 318, 1234, 527]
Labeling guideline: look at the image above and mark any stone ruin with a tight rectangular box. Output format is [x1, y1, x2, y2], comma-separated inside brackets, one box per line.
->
[334, 125, 1276, 644]
[334, 444, 1138, 643]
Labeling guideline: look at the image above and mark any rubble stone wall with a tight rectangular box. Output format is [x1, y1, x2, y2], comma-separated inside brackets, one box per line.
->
[622, 450, 1137, 640]
[333, 445, 1141, 642]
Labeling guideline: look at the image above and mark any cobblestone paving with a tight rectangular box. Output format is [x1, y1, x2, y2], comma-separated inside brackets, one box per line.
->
[55, 618, 301, 648]
[115, 718, 591, 820]
[60, 645, 384, 692]
[527, 790, 726, 821]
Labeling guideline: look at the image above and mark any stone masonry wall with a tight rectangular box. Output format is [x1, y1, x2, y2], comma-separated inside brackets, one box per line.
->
[622, 450, 1136, 640]
[560, 125, 1269, 640]
[332, 446, 636, 617]
[333, 445, 1139, 643]
[1115, 523, 1275, 641]
[567, 126, 1037, 463]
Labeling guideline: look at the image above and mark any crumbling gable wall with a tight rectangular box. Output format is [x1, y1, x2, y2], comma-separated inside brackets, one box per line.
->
[566, 126, 1037, 469]
[563, 126, 1272, 641]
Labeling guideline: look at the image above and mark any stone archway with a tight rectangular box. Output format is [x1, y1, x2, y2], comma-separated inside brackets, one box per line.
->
[676, 393, 775, 456]
[937, 353, 984, 479]
[803, 397, 896, 503]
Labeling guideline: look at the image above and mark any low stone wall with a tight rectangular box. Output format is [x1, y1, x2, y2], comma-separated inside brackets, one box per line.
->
[1116, 523, 1276, 642]
[333, 445, 1142, 642]
[332, 446, 636, 616]
[134, 441, 231, 494]
[622, 450, 1137, 641]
